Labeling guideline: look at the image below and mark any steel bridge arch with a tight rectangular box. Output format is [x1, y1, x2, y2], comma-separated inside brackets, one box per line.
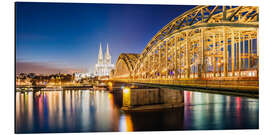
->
[113, 53, 140, 79]
[130, 5, 258, 80]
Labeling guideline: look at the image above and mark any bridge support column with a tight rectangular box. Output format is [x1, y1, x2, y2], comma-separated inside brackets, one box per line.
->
[176, 35, 180, 79]
[198, 28, 205, 78]
[159, 43, 161, 80]
[239, 32, 242, 76]
[248, 35, 251, 70]
[257, 28, 259, 78]
[231, 30, 235, 76]
[222, 7, 228, 77]
[174, 35, 177, 79]
[213, 33, 216, 77]
[243, 36, 246, 69]
[223, 27, 228, 77]
[179, 38, 182, 79]
[166, 39, 168, 79]
[192, 41, 195, 78]
[186, 32, 190, 78]
[148, 55, 150, 79]
[251, 35, 254, 70]
[248, 35, 252, 70]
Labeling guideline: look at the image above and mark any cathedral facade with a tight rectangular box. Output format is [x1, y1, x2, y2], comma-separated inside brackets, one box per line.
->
[95, 43, 114, 76]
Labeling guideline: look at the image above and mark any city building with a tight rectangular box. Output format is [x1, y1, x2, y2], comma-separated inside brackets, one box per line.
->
[95, 43, 114, 76]
[74, 72, 94, 81]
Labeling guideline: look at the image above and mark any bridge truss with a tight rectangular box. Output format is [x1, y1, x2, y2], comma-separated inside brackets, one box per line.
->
[113, 6, 259, 82]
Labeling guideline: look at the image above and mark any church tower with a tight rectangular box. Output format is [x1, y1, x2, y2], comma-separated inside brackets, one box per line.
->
[98, 43, 103, 64]
[105, 43, 111, 64]
[95, 42, 115, 77]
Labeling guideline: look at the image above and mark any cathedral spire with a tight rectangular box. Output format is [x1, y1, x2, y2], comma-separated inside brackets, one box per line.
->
[95, 42, 114, 76]
[106, 43, 110, 57]
[105, 43, 111, 64]
[98, 43, 103, 64]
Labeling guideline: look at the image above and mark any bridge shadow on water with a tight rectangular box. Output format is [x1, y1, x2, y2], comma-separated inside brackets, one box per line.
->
[127, 109, 185, 131]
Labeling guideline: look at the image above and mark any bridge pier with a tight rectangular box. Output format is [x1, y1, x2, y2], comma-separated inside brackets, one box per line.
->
[122, 87, 184, 111]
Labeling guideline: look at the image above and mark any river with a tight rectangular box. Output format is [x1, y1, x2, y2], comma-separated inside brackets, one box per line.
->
[15, 88, 258, 133]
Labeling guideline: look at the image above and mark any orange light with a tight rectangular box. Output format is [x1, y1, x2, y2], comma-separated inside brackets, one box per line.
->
[123, 87, 131, 106]
[108, 82, 113, 91]
[125, 114, 133, 131]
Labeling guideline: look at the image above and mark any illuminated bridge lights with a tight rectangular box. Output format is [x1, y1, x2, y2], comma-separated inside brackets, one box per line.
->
[112, 6, 259, 83]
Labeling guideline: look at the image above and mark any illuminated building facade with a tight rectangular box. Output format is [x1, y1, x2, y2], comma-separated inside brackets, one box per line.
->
[95, 43, 115, 76]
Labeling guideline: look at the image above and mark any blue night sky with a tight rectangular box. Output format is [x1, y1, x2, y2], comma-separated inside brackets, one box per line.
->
[16, 2, 195, 74]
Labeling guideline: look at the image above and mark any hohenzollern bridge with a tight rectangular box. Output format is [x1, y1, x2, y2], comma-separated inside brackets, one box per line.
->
[111, 6, 259, 91]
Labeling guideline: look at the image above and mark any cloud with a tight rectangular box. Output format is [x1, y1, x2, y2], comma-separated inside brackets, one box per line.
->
[16, 61, 87, 74]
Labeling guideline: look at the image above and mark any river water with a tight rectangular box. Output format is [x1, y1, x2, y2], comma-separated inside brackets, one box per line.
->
[15, 88, 258, 133]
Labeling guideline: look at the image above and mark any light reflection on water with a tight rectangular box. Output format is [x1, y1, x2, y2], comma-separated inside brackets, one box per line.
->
[119, 114, 133, 132]
[183, 91, 258, 130]
[16, 89, 258, 133]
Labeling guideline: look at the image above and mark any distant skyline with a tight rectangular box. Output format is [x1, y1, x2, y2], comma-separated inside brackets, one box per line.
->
[16, 2, 195, 74]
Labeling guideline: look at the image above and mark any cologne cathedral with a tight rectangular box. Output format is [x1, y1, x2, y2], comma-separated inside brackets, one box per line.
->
[95, 43, 114, 76]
